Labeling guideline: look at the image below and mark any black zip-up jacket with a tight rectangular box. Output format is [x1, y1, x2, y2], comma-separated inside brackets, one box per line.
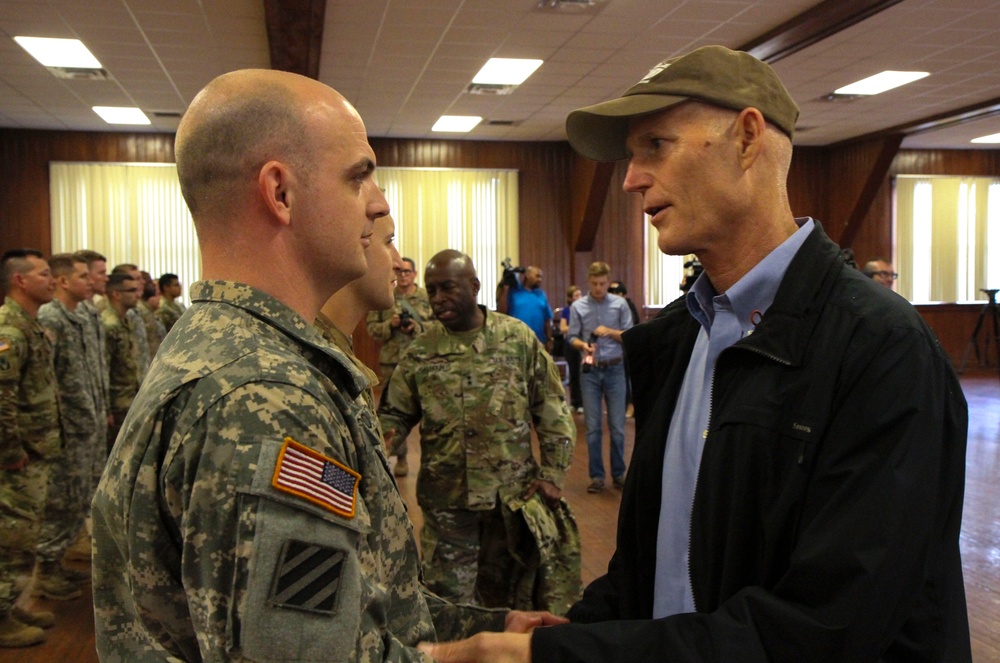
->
[533, 223, 971, 662]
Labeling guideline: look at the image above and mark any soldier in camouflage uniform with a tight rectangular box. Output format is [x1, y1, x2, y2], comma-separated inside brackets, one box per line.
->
[73, 250, 111, 506]
[366, 256, 433, 476]
[379, 250, 582, 613]
[101, 272, 142, 454]
[155, 272, 186, 333]
[137, 271, 166, 358]
[112, 264, 151, 379]
[0, 249, 61, 647]
[92, 69, 563, 662]
[35, 254, 104, 601]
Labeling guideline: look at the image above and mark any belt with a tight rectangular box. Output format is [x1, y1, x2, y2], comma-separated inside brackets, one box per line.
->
[594, 357, 623, 368]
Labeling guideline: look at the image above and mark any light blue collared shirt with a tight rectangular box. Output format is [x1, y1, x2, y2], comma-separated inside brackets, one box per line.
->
[568, 292, 633, 363]
[652, 218, 815, 618]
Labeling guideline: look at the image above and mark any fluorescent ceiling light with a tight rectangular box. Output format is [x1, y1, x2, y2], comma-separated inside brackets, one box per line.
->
[14, 36, 102, 68]
[432, 115, 482, 132]
[472, 58, 543, 85]
[835, 71, 929, 96]
[93, 106, 151, 125]
[971, 132, 1000, 144]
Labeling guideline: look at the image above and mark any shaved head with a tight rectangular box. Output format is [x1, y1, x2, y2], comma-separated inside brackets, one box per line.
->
[175, 69, 324, 220]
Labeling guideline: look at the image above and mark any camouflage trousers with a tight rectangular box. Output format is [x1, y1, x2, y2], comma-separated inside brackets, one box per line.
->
[90, 414, 109, 504]
[0, 456, 50, 613]
[36, 431, 94, 563]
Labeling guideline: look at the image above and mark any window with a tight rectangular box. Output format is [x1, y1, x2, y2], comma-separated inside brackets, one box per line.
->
[895, 175, 998, 303]
[377, 168, 518, 309]
[644, 215, 687, 307]
[50, 162, 199, 305]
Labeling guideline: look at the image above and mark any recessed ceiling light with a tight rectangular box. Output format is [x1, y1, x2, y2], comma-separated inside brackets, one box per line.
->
[432, 115, 482, 132]
[835, 71, 929, 96]
[14, 36, 102, 68]
[472, 58, 543, 86]
[971, 132, 1000, 144]
[93, 106, 151, 125]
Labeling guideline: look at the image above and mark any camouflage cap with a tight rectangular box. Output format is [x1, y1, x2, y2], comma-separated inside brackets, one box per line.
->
[565, 45, 800, 161]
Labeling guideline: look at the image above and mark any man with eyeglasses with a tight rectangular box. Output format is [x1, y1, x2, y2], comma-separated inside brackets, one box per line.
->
[366, 256, 432, 476]
[863, 258, 897, 288]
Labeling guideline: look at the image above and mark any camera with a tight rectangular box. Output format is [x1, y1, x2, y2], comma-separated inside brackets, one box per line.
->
[399, 310, 412, 328]
[680, 258, 704, 293]
[501, 257, 525, 288]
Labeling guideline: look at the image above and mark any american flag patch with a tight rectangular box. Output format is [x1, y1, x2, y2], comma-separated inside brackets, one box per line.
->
[271, 438, 360, 518]
[0, 340, 9, 354]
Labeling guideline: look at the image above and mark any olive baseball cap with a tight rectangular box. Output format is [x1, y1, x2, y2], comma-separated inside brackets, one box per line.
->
[565, 45, 799, 162]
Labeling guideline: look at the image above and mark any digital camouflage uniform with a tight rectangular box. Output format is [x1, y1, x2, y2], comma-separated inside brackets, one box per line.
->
[36, 299, 103, 565]
[315, 311, 380, 416]
[101, 305, 141, 451]
[0, 297, 61, 615]
[365, 286, 432, 383]
[91, 281, 505, 662]
[79, 299, 110, 489]
[379, 308, 581, 613]
[155, 298, 185, 334]
[136, 299, 166, 360]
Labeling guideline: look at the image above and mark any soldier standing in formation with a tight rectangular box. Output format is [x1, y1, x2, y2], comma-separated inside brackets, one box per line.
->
[155, 272, 186, 333]
[33, 254, 103, 603]
[379, 250, 581, 614]
[0, 249, 60, 647]
[100, 272, 141, 454]
[136, 270, 166, 358]
[366, 256, 432, 476]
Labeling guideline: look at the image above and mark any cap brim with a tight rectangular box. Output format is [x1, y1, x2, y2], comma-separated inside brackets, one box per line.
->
[566, 93, 690, 161]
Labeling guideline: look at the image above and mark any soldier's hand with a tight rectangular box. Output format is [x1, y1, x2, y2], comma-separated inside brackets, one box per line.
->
[418, 632, 531, 663]
[523, 480, 561, 507]
[390, 313, 402, 328]
[504, 610, 568, 633]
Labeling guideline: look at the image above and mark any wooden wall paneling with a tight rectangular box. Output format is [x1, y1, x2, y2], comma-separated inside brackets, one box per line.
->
[823, 135, 903, 247]
[915, 303, 989, 369]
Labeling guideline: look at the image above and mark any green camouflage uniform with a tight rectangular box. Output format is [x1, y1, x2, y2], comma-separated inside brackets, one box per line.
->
[378, 308, 581, 611]
[136, 299, 166, 360]
[79, 299, 110, 490]
[366, 286, 432, 383]
[127, 307, 151, 380]
[91, 281, 504, 662]
[36, 299, 103, 564]
[101, 305, 141, 451]
[0, 297, 60, 615]
[155, 298, 185, 334]
[315, 311, 380, 416]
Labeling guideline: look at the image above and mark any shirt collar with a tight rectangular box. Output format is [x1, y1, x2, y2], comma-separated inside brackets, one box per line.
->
[686, 218, 815, 332]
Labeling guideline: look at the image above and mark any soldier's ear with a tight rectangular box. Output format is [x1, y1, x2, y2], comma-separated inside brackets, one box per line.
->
[470, 277, 480, 297]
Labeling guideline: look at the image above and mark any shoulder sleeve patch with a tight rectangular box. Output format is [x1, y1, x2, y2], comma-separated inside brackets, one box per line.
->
[271, 437, 360, 518]
[268, 539, 346, 615]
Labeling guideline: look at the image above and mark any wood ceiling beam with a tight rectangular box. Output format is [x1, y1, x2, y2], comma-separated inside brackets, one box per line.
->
[263, 0, 326, 79]
[738, 0, 904, 63]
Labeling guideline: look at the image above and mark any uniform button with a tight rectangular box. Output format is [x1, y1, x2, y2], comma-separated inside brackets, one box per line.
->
[465, 429, 476, 438]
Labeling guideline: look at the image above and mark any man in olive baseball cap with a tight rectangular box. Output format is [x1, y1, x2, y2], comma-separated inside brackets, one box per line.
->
[566, 45, 799, 162]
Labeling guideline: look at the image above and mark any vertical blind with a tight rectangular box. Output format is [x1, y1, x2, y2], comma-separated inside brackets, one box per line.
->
[644, 215, 686, 307]
[895, 175, 999, 303]
[49, 162, 200, 305]
[377, 167, 518, 310]
[49, 163, 519, 310]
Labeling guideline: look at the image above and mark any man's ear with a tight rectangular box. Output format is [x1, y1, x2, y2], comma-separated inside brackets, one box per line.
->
[258, 160, 294, 226]
[735, 107, 766, 170]
[471, 276, 481, 298]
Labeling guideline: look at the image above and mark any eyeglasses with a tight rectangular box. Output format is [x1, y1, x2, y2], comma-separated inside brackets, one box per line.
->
[871, 270, 898, 280]
[396, 269, 413, 275]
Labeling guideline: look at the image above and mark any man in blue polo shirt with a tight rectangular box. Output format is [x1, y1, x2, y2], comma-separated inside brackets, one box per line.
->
[500, 265, 553, 348]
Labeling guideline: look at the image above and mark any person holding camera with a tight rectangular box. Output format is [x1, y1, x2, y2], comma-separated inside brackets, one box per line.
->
[366, 256, 432, 476]
[568, 261, 633, 494]
[497, 262, 553, 350]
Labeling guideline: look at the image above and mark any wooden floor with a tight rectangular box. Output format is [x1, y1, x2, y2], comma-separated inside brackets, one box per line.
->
[5, 372, 998, 662]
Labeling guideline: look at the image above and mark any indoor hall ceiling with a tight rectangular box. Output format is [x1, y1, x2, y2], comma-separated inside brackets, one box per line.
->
[0, 0, 999, 149]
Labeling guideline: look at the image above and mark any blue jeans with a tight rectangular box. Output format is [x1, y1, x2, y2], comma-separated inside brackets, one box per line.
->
[581, 362, 627, 481]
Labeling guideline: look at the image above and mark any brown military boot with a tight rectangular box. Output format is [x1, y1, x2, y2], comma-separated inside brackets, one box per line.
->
[0, 613, 45, 647]
[31, 563, 83, 601]
[12, 606, 55, 629]
[394, 455, 409, 477]
[63, 529, 92, 562]
[58, 562, 91, 583]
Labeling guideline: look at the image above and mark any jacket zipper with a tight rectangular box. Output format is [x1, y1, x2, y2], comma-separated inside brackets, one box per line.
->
[686, 342, 792, 612]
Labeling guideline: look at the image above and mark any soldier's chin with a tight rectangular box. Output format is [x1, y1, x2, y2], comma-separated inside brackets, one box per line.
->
[435, 310, 456, 324]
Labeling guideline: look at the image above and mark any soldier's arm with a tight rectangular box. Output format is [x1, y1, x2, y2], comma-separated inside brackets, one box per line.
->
[376, 355, 422, 456]
[160, 381, 439, 662]
[525, 333, 575, 487]
[0, 331, 28, 467]
[366, 308, 395, 341]
[423, 590, 507, 640]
